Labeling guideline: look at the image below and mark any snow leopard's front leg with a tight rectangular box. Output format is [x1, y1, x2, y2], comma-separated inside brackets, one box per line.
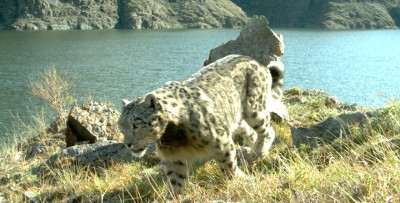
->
[214, 138, 246, 178]
[252, 122, 275, 159]
[164, 160, 188, 199]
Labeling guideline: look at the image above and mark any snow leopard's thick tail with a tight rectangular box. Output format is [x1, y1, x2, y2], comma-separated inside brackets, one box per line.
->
[267, 61, 288, 123]
[267, 61, 284, 101]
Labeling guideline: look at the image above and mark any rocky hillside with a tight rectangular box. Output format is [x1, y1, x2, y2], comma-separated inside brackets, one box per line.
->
[233, 0, 400, 29]
[2, 0, 399, 30]
[0, 0, 119, 30]
[0, 0, 248, 30]
[119, 0, 248, 29]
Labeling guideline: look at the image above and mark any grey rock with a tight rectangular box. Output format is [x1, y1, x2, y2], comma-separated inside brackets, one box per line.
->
[292, 111, 378, 147]
[65, 101, 122, 147]
[283, 88, 366, 112]
[25, 143, 46, 160]
[58, 140, 157, 165]
[205, 15, 284, 66]
[32, 153, 60, 175]
[336, 103, 363, 112]
[45, 153, 61, 166]
[23, 191, 38, 203]
[61, 140, 134, 165]
[389, 139, 400, 149]
[66, 195, 103, 203]
[31, 165, 44, 175]
[374, 139, 400, 151]
[0, 193, 7, 203]
[285, 88, 341, 105]
[47, 116, 67, 133]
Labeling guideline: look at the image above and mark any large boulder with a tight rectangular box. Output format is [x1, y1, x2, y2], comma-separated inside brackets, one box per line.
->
[291, 111, 378, 147]
[205, 15, 284, 66]
[65, 101, 122, 147]
[41, 140, 156, 166]
[61, 140, 134, 165]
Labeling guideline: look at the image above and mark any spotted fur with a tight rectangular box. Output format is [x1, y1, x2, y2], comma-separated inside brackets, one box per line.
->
[118, 54, 286, 198]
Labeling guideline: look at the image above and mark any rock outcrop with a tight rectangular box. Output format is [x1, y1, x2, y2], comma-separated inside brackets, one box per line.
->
[59, 140, 157, 165]
[25, 143, 47, 160]
[283, 88, 386, 148]
[205, 15, 284, 66]
[233, 0, 400, 29]
[0, 0, 249, 30]
[284, 88, 364, 112]
[65, 101, 122, 147]
[285, 88, 342, 108]
[61, 140, 134, 165]
[291, 111, 378, 147]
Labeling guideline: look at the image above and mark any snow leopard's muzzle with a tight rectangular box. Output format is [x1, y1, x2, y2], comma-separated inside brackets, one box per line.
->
[124, 143, 148, 157]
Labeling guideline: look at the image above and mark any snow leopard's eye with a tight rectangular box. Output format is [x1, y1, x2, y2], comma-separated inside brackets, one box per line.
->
[133, 122, 141, 129]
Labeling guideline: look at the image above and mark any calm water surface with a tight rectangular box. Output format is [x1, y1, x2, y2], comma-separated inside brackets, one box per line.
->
[0, 29, 399, 136]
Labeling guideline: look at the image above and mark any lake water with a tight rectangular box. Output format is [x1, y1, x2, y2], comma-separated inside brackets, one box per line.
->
[1, 29, 399, 137]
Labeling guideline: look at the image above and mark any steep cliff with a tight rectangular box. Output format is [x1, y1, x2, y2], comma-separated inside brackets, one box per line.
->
[118, 0, 248, 29]
[323, 1, 398, 29]
[233, 0, 400, 29]
[0, 0, 248, 30]
[0, 0, 119, 30]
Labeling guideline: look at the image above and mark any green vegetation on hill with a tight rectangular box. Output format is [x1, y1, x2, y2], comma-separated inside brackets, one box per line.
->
[119, 0, 248, 29]
[324, 1, 397, 28]
[0, 0, 248, 30]
[233, 0, 400, 29]
[2, 0, 400, 30]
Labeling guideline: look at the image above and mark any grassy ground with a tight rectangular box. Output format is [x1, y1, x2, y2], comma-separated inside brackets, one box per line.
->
[0, 70, 399, 202]
[1, 92, 399, 202]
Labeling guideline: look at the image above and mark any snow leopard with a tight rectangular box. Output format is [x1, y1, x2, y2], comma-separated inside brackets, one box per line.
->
[118, 54, 286, 198]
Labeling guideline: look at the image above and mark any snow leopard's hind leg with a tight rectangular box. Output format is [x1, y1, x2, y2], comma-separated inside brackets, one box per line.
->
[243, 65, 276, 161]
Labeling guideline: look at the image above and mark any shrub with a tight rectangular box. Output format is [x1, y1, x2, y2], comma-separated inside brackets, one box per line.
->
[29, 64, 76, 121]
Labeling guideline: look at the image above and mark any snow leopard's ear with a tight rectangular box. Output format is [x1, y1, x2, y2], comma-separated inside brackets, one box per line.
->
[121, 99, 130, 107]
[144, 94, 163, 112]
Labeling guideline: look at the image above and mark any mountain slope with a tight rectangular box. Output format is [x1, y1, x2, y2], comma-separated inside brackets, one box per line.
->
[0, 0, 248, 30]
[232, 0, 400, 29]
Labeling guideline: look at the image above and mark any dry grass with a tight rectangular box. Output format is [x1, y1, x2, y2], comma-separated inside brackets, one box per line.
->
[1, 94, 398, 202]
[0, 65, 399, 202]
[29, 64, 76, 121]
